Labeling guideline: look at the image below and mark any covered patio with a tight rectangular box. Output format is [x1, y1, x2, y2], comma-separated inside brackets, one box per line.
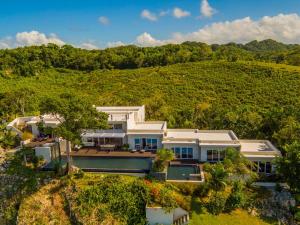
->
[81, 130, 126, 150]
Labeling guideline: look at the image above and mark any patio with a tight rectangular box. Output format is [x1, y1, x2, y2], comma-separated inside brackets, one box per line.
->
[65, 147, 156, 158]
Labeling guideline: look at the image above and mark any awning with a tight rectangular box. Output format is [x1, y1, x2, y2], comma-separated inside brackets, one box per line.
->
[82, 132, 126, 138]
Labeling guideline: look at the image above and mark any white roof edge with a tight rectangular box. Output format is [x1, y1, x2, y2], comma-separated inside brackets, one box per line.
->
[239, 139, 280, 152]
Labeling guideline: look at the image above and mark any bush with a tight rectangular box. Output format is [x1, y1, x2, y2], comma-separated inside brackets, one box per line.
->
[295, 210, 300, 222]
[175, 183, 199, 196]
[122, 144, 130, 151]
[152, 159, 165, 172]
[22, 131, 33, 141]
[74, 169, 84, 179]
[206, 192, 227, 215]
[194, 183, 210, 198]
[225, 181, 246, 212]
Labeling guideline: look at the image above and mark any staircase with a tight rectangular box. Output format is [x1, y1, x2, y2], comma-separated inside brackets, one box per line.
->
[173, 214, 189, 225]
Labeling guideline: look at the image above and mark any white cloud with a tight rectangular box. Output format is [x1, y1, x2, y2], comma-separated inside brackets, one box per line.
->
[107, 41, 125, 48]
[98, 16, 110, 25]
[16, 31, 65, 46]
[136, 32, 167, 47]
[79, 42, 99, 50]
[135, 13, 300, 46]
[200, 0, 216, 18]
[173, 7, 191, 19]
[141, 9, 158, 21]
[0, 37, 13, 49]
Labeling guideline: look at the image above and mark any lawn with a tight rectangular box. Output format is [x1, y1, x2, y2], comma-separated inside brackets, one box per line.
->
[189, 198, 276, 225]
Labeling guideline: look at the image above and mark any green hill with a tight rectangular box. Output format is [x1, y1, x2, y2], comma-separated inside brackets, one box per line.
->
[1, 60, 300, 147]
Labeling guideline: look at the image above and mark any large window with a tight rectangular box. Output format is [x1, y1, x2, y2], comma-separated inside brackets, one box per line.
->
[134, 138, 141, 150]
[252, 161, 272, 174]
[207, 149, 225, 162]
[134, 138, 158, 150]
[182, 148, 188, 159]
[171, 147, 194, 159]
[175, 147, 181, 158]
[187, 148, 193, 159]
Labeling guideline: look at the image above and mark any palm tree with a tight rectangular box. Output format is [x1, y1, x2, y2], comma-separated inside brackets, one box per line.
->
[205, 163, 228, 193]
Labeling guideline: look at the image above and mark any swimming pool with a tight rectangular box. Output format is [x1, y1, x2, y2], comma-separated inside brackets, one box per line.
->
[167, 165, 200, 180]
[44, 157, 152, 173]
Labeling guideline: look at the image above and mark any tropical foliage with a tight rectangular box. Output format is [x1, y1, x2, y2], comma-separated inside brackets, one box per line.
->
[275, 141, 300, 192]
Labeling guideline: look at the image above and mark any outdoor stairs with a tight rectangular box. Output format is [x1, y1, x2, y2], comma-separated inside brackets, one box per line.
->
[173, 214, 189, 225]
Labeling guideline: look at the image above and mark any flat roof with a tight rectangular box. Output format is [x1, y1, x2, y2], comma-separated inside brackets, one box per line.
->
[96, 106, 144, 114]
[131, 122, 166, 131]
[239, 140, 278, 152]
[166, 129, 237, 141]
[239, 140, 281, 157]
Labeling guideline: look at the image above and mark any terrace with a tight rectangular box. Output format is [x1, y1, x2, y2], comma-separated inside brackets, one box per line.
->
[65, 147, 157, 158]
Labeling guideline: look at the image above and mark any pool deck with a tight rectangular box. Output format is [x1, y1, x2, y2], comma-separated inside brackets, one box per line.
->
[64, 147, 157, 158]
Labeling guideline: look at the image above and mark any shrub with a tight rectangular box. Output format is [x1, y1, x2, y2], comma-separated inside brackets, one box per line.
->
[225, 181, 246, 211]
[206, 192, 227, 215]
[295, 210, 300, 222]
[194, 183, 210, 198]
[122, 144, 130, 151]
[175, 194, 191, 211]
[175, 183, 199, 196]
[74, 169, 84, 179]
[22, 131, 33, 141]
[152, 159, 165, 172]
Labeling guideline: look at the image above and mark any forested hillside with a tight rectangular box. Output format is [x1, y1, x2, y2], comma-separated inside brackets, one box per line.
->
[1, 60, 299, 149]
[0, 39, 300, 77]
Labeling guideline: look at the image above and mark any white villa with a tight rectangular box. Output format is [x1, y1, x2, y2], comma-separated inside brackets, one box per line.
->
[7, 105, 281, 174]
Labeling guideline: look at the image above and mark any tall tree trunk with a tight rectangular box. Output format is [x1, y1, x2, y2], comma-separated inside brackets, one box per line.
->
[66, 140, 71, 174]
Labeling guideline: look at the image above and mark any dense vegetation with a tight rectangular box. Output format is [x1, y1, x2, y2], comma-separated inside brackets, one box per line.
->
[1, 60, 300, 149]
[0, 39, 300, 77]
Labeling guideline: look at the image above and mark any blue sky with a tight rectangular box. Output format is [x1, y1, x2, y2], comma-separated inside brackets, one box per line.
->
[1, 0, 300, 49]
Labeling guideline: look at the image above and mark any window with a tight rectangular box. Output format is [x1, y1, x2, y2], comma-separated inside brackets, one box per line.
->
[175, 147, 181, 158]
[152, 139, 158, 150]
[135, 138, 141, 150]
[259, 162, 265, 173]
[212, 150, 218, 161]
[207, 150, 213, 161]
[266, 162, 271, 174]
[207, 149, 225, 162]
[219, 150, 225, 161]
[87, 137, 93, 142]
[113, 124, 123, 130]
[134, 138, 158, 150]
[187, 148, 193, 159]
[146, 138, 151, 150]
[181, 148, 188, 159]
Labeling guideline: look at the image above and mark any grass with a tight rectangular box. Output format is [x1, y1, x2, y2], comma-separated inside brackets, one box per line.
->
[18, 180, 71, 225]
[189, 209, 276, 225]
[189, 197, 277, 225]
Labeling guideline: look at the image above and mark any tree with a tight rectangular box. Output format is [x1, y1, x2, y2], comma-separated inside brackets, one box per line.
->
[275, 141, 300, 192]
[152, 149, 175, 172]
[39, 93, 108, 173]
[0, 88, 36, 118]
[223, 147, 256, 181]
[204, 163, 228, 193]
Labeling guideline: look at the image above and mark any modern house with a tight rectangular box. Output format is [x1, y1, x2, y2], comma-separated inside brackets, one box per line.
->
[6, 105, 281, 174]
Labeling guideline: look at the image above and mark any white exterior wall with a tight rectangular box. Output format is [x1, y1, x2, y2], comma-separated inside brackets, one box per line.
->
[163, 143, 199, 160]
[127, 134, 163, 150]
[146, 207, 173, 225]
[31, 123, 39, 136]
[35, 147, 52, 163]
[126, 114, 137, 129]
